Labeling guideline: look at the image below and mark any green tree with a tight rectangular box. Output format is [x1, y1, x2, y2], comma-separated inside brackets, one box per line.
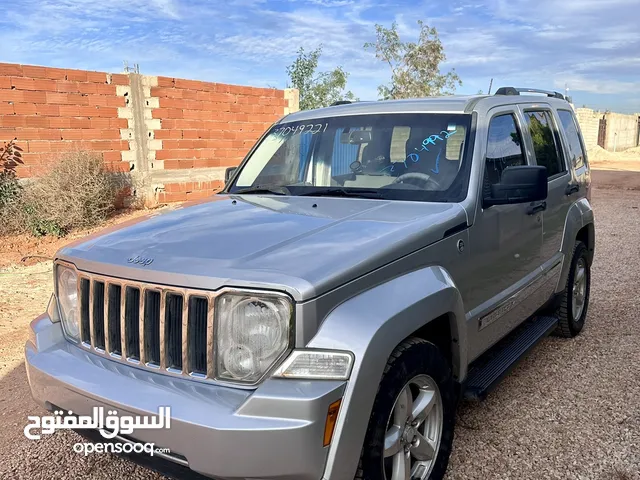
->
[286, 46, 357, 110]
[364, 20, 461, 100]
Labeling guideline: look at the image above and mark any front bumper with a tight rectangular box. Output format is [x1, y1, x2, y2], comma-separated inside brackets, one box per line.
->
[25, 314, 345, 480]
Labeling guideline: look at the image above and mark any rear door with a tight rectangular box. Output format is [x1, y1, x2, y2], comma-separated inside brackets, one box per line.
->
[519, 106, 572, 273]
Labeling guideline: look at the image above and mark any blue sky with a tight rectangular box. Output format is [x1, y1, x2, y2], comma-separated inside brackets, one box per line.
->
[2, 0, 639, 113]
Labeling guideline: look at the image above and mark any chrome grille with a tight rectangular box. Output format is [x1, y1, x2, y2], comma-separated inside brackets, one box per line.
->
[77, 273, 213, 380]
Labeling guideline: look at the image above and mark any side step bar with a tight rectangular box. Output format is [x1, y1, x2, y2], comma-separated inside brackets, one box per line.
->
[463, 316, 558, 401]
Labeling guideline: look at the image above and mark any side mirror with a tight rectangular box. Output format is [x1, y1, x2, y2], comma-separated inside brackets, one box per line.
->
[484, 165, 548, 207]
[225, 166, 237, 185]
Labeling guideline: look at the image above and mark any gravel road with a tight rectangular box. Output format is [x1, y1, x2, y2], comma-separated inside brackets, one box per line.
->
[0, 187, 638, 480]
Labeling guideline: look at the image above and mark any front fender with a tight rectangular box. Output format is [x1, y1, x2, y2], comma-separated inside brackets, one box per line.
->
[308, 266, 466, 480]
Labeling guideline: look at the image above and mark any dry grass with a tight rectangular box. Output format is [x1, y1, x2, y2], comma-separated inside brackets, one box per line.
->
[0, 151, 132, 237]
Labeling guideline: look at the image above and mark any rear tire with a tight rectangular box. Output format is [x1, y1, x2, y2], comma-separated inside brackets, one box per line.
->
[554, 241, 590, 338]
[355, 338, 455, 480]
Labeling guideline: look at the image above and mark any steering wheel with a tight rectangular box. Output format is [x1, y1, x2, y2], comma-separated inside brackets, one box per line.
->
[392, 172, 441, 190]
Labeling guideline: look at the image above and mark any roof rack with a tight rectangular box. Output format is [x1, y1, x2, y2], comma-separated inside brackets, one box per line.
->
[330, 100, 353, 106]
[494, 87, 567, 101]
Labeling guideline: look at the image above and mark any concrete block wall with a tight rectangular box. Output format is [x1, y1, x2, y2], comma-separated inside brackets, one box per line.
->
[0, 62, 299, 203]
[575, 108, 602, 150]
[603, 112, 639, 152]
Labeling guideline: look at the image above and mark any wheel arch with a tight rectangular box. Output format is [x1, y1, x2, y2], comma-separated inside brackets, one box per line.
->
[309, 265, 466, 480]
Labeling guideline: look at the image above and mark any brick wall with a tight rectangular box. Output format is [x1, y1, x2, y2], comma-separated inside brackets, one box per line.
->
[0, 63, 130, 177]
[0, 62, 298, 203]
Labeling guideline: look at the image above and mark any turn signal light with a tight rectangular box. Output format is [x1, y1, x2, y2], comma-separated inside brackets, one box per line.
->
[323, 399, 342, 447]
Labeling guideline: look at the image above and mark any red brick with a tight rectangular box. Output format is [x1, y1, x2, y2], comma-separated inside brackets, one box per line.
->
[107, 96, 125, 107]
[68, 93, 89, 105]
[100, 129, 120, 139]
[0, 63, 23, 76]
[0, 102, 14, 115]
[76, 82, 97, 94]
[157, 77, 175, 87]
[10, 77, 35, 90]
[65, 70, 88, 82]
[152, 87, 182, 99]
[90, 118, 110, 129]
[36, 129, 63, 140]
[156, 149, 195, 160]
[69, 118, 91, 129]
[110, 74, 129, 85]
[103, 151, 123, 161]
[95, 84, 116, 95]
[181, 89, 198, 100]
[20, 152, 48, 164]
[106, 161, 130, 173]
[163, 159, 180, 169]
[23, 91, 47, 103]
[43, 67, 67, 80]
[0, 77, 10, 89]
[174, 78, 206, 91]
[214, 84, 231, 94]
[1, 116, 27, 128]
[159, 98, 182, 108]
[25, 116, 49, 128]
[27, 140, 51, 152]
[0, 127, 18, 139]
[34, 79, 57, 91]
[154, 129, 181, 140]
[56, 80, 80, 93]
[35, 105, 59, 117]
[80, 106, 117, 117]
[86, 71, 107, 83]
[57, 105, 80, 117]
[60, 129, 83, 140]
[111, 118, 129, 128]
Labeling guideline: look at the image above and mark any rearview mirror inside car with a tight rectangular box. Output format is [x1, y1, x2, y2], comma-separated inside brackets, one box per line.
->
[484, 165, 548, 207]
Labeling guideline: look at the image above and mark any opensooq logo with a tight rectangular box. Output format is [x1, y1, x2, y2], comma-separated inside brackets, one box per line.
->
[127, 255, 154, 266]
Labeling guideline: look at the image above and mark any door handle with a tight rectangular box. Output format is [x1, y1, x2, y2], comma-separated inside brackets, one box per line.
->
[526, 201, 547, 215]
[565, 183, 580, 195]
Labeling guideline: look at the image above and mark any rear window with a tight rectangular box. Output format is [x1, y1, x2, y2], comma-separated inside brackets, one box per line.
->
[558, 109, 586, 169]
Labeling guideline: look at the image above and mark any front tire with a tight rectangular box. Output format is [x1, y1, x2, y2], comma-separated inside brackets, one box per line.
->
[555, 241, 591, 338]
[355, 338, 455, 480]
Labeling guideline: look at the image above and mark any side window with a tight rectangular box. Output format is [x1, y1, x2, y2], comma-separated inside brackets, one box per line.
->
[485, 113, 526, 185]
[557, 110, 586, 169]
[523, 110, 566, 178]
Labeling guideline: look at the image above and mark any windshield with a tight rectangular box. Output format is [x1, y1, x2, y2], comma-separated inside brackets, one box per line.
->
[228, 113, 473, 202]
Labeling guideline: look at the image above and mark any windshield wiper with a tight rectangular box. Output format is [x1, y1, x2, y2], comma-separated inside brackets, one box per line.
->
[232, 185, 291, 196]
[297, 187, 384, 199]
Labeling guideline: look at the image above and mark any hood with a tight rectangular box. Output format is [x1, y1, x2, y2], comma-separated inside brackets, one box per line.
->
[58, 194, 468, 301]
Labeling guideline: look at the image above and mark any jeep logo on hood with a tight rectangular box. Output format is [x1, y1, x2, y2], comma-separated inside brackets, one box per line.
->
[127, 255, 154, 266]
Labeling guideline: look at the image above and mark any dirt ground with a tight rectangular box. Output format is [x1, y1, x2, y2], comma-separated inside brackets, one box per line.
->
[0, 158, 639, 479]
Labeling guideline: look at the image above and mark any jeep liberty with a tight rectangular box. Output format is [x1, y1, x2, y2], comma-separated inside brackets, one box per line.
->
[25, 87, 595, 480]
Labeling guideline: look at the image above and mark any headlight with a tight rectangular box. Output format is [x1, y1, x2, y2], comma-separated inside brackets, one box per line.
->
[215, 292, 292, 384]
[56, 264, 79, 341]
[273, 350, 353, 380]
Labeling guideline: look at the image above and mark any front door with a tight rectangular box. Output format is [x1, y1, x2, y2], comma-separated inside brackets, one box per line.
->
[466, 109, 543, 361]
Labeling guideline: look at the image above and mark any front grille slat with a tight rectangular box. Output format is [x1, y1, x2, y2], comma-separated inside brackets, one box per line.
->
[92, 281, 105, 351]
[120, 286, 127, 358]
[181, 296, 189, 374]
[188, 297, 208, 376]
[139, 288, 146, 365]
[107, 284, 122, 356]
[144, 290, 161, 366]
[80, 278, 91, 344]
[125, 287, 140, 361]
[159, 291, 167, 369]
[165, 293, 183, 371]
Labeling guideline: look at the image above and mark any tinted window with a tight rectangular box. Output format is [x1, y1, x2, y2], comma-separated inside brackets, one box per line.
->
[523, 110, 565, 178]
[485, 114, 525, 185]
[558, 110, 586, 169]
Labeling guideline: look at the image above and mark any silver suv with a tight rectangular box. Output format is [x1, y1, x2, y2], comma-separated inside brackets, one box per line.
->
[25, 87, 594, 480]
